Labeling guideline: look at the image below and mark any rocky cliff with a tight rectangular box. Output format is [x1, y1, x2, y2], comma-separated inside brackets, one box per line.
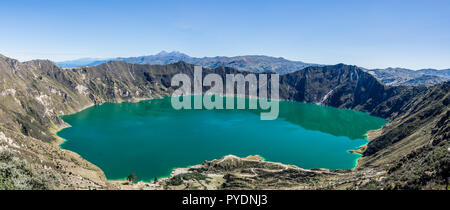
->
[0, 55, 448, 189]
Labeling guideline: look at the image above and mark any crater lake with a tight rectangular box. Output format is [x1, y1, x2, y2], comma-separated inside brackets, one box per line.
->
[57, 96, 387, 181]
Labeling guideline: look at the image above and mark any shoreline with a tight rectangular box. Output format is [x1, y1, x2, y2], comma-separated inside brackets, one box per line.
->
[350, 127, 386, 169]
[53, 103, 95, 146]
[54, 97, 156, 147]
[51, 95, 388, 186]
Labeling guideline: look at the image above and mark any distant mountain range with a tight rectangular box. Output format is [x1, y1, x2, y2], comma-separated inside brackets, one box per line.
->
[56, 51, 319, 74]
[55, 57, 114, 68]
[366, 68, 450, 86]
[56, 51, 450, 86]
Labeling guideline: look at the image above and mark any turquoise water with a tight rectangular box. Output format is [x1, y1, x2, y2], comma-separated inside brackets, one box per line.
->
[58, 96, 386, 181]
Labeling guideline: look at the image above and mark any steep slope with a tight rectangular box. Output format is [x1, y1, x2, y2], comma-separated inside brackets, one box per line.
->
[147, 81, 448, 190]
[1, 55, 448, 189]
[279, 64, 425, 120]
[0, 57, 120, 189]
[358, 82, 449, 189]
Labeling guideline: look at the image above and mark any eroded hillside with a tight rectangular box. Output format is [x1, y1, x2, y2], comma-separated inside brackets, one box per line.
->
[0, 54, 448, 189]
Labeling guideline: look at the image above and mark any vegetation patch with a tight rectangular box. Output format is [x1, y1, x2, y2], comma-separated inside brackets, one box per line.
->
[0, 151, 49, 190]
[167, 172, 209, 186]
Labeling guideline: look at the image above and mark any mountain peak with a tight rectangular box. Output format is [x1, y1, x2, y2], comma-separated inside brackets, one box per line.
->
[156, 50, 169, 55]
[0, 53, 10, 60]
[0, 54, 19, 64]
[155, 51, 189, 57]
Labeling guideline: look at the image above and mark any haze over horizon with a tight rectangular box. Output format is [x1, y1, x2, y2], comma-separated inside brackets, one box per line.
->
[1, 0, 450, 70]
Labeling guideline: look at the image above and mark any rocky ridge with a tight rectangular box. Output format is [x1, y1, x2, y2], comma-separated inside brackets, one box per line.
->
[1, 55, 448, 189]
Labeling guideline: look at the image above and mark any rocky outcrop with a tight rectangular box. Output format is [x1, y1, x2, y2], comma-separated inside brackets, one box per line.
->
[1, 55, 448, 189]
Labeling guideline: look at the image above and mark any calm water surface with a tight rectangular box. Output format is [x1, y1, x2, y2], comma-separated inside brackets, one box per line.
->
[58, 96, 386, 181]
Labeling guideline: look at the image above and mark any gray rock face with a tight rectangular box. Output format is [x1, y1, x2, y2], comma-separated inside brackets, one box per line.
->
[1, 55, 448, 189]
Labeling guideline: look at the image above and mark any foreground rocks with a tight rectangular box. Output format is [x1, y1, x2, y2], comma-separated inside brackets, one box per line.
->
[115, 155, 387, 190]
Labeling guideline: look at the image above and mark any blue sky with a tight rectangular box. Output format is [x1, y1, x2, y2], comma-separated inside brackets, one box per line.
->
[0, 0, 449, 69]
